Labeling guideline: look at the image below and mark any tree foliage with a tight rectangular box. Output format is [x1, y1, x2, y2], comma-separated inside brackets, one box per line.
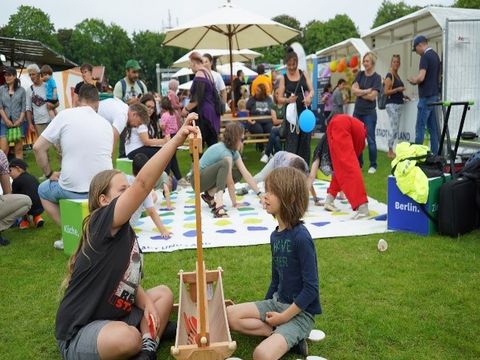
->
[372, 0, 421, 29]
[272, 14, 302, 30]
[132, 31, 187, 89]
[303, 15, 359, 55]
[69, 19, 132, 84]
[454, 0, 480, 9]
[2, 5, 61, 51]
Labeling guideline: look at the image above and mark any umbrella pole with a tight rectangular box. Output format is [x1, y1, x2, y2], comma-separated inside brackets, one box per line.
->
[228, 31, 235, 115]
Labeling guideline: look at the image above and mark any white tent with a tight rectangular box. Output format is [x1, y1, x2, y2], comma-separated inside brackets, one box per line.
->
[178, 80, 193, 90]
[316, 38, 371, 61]
[172, 67, 193, 78]
[172, 49, 262, 68]
[216, 62, 257, 77]
[361, 6, 480, 150]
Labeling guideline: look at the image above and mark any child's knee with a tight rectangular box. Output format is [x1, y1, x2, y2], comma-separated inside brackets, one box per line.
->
[253, 343, 273, 360]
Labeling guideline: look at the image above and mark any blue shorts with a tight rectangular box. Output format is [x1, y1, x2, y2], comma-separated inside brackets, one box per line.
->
[0, 121, 26, 138]
[38, 180, 88, 203]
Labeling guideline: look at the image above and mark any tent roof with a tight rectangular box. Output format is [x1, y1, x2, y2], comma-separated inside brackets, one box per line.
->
[315, 38, 370, 58]
[0, 37, 77, 70]
[362, 6, 480, 42]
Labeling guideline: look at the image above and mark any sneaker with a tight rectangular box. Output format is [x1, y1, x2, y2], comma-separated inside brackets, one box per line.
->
[290, 338, 308, 357]
[185, 170, 192, 183]
[368, 167, 377, 174]
[33, 215, 45, 228]
[53, 239, 64, 250]
[0, 234, 10, 246]
[351, 203, 370, 220]
[131, 337, 158, 360]
[324, 194, 338, 212]
[19, 219, 30, 230]
[260, 153, 269, 163]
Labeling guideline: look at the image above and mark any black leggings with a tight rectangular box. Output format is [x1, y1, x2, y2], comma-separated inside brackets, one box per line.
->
[199, 118, 218, 148]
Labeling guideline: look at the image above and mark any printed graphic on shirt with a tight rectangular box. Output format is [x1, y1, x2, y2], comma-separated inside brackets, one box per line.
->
[272, 238, 292, 281]
[109, 240, 142, 312]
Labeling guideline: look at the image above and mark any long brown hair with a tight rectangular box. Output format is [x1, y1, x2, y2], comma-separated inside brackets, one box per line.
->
[265, 167, 309, 229]
[61, 170, 122, 291]
[223, 122, 244, 150]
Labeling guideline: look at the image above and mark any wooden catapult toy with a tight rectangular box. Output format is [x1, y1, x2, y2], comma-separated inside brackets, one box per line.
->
[171, 126, 237, 360]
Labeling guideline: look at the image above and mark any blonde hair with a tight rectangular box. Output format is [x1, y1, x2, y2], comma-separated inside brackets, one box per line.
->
[237, 99, 247, 111]
[363, 52, 377, 66]
[61, 170, 122, 291]
[265, 167, 309, 229]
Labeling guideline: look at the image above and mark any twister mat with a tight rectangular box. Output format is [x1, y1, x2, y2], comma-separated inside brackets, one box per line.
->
[135, 180, 389, 253]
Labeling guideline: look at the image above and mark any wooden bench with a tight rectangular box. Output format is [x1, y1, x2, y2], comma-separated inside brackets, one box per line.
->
[220, 115, 280, 145]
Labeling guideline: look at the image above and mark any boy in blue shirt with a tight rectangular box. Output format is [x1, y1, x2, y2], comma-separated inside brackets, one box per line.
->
[227, 167, 321, 359]
[40, 64, 58, 119]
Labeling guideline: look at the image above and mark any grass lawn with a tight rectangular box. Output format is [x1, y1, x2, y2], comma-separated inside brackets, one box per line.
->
[1, 142, 479, 360]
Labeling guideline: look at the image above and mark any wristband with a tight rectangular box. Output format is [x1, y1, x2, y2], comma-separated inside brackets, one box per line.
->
[257, 191, 263, 197]
[46, 171, 53, 179]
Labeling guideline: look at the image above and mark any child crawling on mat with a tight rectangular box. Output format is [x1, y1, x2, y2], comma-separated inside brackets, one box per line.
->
[227, 167, 321, 359]
[55, 113, 199, 360]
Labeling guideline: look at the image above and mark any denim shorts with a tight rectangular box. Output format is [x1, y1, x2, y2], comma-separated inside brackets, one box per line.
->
[38, 180, 88, 203]
[0, 121, 7, 137]
[57, 306, 143, 360]
[255, 293, 315, 349]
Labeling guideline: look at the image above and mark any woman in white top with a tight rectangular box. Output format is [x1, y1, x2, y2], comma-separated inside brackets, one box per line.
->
[125, 103, 169, 160]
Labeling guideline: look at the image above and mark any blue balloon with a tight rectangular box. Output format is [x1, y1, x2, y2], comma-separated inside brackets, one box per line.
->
[299, 109, 316, 133]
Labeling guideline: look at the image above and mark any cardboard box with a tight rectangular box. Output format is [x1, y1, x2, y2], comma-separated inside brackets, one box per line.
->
[387, 175, 450, 235]
[60, 199, 89, 256]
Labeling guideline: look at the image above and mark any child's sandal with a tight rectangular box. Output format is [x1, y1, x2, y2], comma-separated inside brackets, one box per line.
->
[201, 192, 216, 208]
[212, 206, 228, 218]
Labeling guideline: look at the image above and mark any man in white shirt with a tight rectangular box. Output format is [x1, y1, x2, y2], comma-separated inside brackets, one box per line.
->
[97, 97, 128, 153]
[202, 53, 227, 111]
[33, 84, 113, 249]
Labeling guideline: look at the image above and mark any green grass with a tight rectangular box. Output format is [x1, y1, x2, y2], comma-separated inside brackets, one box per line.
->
[1, 144, 479, 359]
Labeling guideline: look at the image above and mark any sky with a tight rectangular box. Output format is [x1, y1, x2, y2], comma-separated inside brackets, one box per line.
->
[1, 0, 454, 36]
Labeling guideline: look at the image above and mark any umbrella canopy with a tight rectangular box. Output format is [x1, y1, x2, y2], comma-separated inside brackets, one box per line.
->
[172, 67, 194, 77]
[172, 48, 261, 68]
[216, 62, 257, 77]
[163, 1, 300, 50]
[178, 80, 193, 90]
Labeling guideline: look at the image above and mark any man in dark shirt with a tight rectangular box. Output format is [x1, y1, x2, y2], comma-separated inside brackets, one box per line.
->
[232, 69, 244, 108]
[408, 35, 441, 154]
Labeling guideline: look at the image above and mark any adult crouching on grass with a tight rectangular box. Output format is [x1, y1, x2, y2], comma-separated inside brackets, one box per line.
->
[55, 112, 199, 360]
[193, 122, 261, 218]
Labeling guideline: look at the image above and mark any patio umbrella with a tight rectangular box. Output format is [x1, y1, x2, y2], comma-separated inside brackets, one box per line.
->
[172, 67, 193, 77]
[163, 0, 300, 107]
[172, 48, 262, 68]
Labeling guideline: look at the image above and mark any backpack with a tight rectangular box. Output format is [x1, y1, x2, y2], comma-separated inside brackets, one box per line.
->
[377, 77, 387, 110]
[120, 79, 146, 100]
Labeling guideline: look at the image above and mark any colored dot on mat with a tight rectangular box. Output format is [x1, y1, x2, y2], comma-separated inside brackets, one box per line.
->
[133, 228, 142, 233]
[150, 235, 170, 240]
[162, 219, 173, 225]
[183, 223, 196, 229]
[184, 216, 196, 221]
[160, 212, 175, 217]
[331, 212, 349, 216]
[183, 230, 196, 237]
[186, 190, 195, 194]
[247, 226, 268, 231]
[184, 205, 196, 209]
[244, 218, 263, 224]
[136, 221, 144, 226]
[215, 219, 232, 226]
[312, 222, 330, 227]
[241, 201, 251, 206]
[185, 198, 195, 204]
[184, 209, 196, 215]
[374, 213, 387, 221]
[239, 212, 259, 217]
[341, 200, 349, 204]
[238, 207, 255, 212]
[216, 229, 236, 234]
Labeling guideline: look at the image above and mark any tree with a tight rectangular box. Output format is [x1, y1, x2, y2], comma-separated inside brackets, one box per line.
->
[2, 5, 61, 51]
[303, 15, 359, 55]
[133, 31, 187, 89]
[255, 15, 302, 65]
[454, 0, 480, 9]
[69, 19, 133, 84]
[372, 0, 421, 29]
[56, 28, 74, 60]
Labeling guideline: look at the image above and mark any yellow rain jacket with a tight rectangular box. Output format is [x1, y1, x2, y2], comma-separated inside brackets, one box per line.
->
[391, 142, 430, 204]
